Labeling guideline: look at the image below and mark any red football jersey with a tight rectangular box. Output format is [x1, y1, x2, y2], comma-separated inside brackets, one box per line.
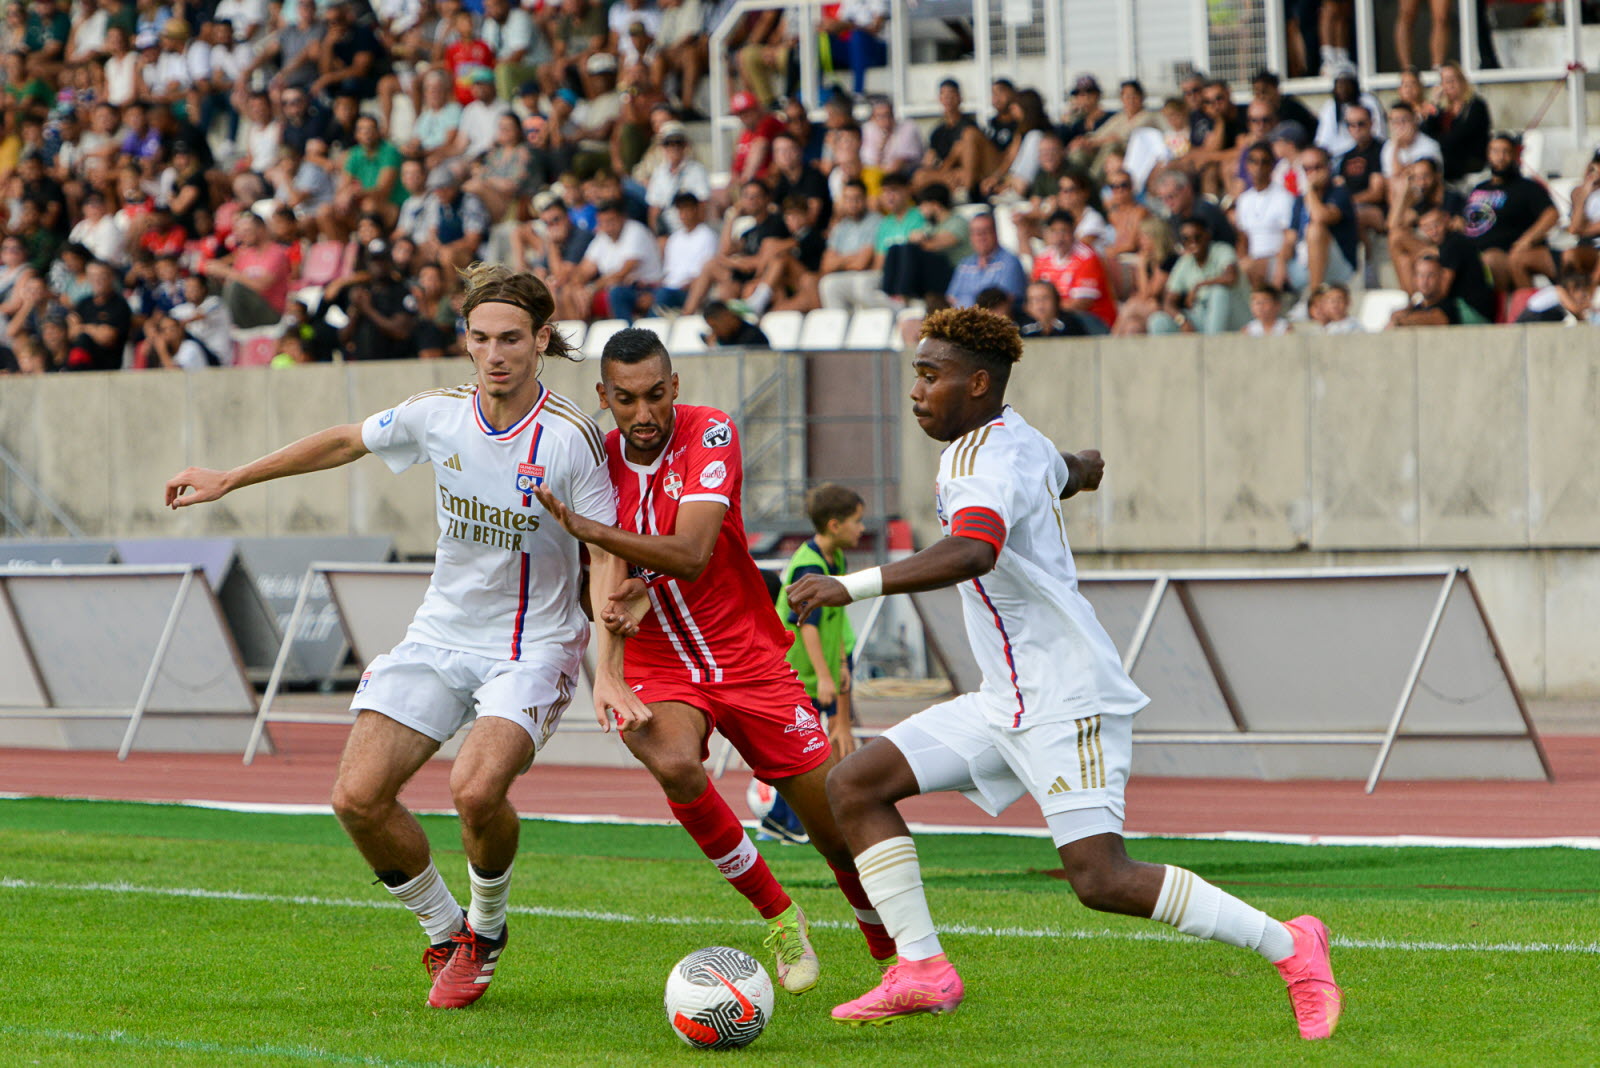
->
[607, 405, 794, 683]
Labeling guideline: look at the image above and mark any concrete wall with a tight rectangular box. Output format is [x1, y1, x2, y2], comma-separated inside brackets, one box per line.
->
[889, 324, 1600, 697]
[7, 324, 1600, 694]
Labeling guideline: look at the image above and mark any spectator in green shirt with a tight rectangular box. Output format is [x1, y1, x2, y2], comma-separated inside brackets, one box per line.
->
[322, 113, 405, 239]
[775, 483, 865, 758]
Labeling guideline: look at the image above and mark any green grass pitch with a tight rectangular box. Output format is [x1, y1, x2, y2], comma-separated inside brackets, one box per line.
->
[2, 798, 1596, 1066]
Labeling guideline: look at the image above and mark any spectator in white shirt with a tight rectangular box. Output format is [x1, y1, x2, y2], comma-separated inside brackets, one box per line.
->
[563, 198, 664, 322]
[1233, 141, 1296, 286]
[145, 19, 195, 107]
[171, 274, 234, 363]
[860, 95, 923, 179]
[68, 193, 127, 268]
[1242, 281, 1291, 335]
[482, 0, 545, 101]
[238, 91, 283, 173]
[1314, 64, 1386, 159]
[457, 70, 511, 161]
[656, 192, 718, 310]
[644, 121, 710, 234]
[1380, 102, 1442, 180]
[1308, 281, 1364, 334]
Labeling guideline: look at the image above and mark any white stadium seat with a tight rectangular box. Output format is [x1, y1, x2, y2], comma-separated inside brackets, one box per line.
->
[798, 308, 850, 350]
[667, 314, 709, 353]
[631, 317, 672, 343]
[1358, 289, 1411, 333]
[758, 309, 803, 349]
[844, 307, 895, 349]
[553, 319, 587, 352]
[582, 319, 627, 360]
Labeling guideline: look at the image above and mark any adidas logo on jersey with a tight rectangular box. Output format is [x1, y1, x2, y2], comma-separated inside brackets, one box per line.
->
[784, 705, 822, 734]
[1045, 776, 1072, 796]
[443, 454, 463, 471]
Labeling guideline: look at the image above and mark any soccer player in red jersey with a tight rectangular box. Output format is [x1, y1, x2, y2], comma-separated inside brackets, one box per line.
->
[535, 328, 895, 993]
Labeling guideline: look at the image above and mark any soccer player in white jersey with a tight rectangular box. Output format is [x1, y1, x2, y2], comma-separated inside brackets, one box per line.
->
[163, 264, 649, 1009]
[787, 307, 1342, 1039]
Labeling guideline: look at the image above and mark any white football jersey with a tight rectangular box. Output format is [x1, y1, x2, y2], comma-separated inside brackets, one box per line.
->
[934, 405, 1148, 729]
[362, 382, 616, 664]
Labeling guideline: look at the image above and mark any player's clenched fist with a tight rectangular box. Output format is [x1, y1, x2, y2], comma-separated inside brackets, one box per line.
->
[786, 573, 851, 622]
[165, 467, 232, 508]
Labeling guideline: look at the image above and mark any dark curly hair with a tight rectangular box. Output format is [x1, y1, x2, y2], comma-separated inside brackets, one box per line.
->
[920, 306, 1024, 388]
[458, 262, 579, 362]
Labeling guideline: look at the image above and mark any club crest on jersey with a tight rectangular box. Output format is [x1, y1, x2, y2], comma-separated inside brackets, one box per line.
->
[700, 460, 728, 489]
[663, 470, 684, 499]
[784, 705, 822, 734]
[702, 419, 733, 448]
[515, 462, 546, 493]
[357, 670, 372, 693]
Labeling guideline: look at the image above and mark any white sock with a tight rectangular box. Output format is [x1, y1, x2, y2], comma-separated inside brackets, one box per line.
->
[386, 862, 463, 944]
[467, 862, 514, 942]
[1151, 865, 1295, 962]
[855, 836, 943, 962]
[748, 283, 774, 315]
[1320, 45, 1338, 70]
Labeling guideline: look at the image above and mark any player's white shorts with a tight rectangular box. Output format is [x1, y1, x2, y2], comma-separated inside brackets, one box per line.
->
[351, 639, 578, 754]
[882, 693, 1133, 847]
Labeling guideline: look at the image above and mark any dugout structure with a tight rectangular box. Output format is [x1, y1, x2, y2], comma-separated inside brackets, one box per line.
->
[0, 564, 257, 759]
[909, 566, 1548, 791]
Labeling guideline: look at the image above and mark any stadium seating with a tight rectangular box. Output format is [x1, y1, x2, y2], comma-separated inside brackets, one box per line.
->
[298, 242, 346, 288]
[582, 319, 627, 360]
[1358, 289, 1411, 332]
[631, 317, 672, 342]
[798, 308, 850, 350]
[844, 307, 896, 349]
[757, 310, 803, 349]
[232, 327, 279, 367]
[666, 314, 710, 354]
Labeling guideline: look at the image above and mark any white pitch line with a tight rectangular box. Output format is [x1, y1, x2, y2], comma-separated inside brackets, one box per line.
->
[3, 878, 1597, 957]
[5, 793, 1600, 850]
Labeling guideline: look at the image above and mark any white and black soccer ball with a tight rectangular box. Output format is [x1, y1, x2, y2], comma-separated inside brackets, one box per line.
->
[664, 946, 774, 1050]
[746, 778, 779, 822]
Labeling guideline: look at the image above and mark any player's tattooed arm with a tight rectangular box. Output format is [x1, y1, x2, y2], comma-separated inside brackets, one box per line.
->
[164, 423, 370, 508]
[787, 536, 998, 617]
[1060, 449, 1104, 499]
[587, 546, 653, 733]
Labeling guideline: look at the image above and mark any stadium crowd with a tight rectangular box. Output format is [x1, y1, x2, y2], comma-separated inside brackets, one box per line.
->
[0, 0, 1590, 374]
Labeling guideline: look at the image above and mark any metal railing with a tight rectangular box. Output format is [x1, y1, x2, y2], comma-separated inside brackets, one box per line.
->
[0, 440, 83, 538]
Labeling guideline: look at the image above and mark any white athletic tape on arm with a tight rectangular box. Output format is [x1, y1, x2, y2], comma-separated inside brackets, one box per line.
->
[838, 567, 883, 602]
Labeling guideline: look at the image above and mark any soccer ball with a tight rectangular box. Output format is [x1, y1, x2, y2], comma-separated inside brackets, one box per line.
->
[746, 777, 779, 821]
[664, 946, 774, 1050]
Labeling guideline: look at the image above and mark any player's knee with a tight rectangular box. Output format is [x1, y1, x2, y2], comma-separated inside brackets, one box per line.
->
[1063, 863, 1138, 914]
[330, 778, 387, 830]
[450, 778, 505, 829]
[824, 759, 878, 817]
[643, 751, 707, 797]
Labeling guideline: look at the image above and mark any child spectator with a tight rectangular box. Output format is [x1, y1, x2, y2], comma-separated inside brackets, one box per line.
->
[1308, 282, 1364, 334]
[1243, 281, 1290, 335]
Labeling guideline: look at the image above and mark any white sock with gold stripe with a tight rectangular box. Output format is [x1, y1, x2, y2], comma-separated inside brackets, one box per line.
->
[387, 862, 464, 944]
[854, 836, 943, 962]
[1151, 864, 1295, 963]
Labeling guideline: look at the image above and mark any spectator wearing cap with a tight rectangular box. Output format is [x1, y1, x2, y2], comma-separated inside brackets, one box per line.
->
[607, 0, 661, 58]
[819, 0, 889, 95]
[482, 0, 543, 102]
[1278, 145, 1357, 294]
[512, 191, 593, 283]
[911, 78, 979, 194]
[1030, 209, 1113, 333]
[644, 121, 710, 234]
[459, 67, 512, 162]
[860, 95, 921, 183]
[1250, 70, 1317, 139]
[1069, 79, 1159, 182]
[571, 51, 621, 169]
[1380, 102, 1442, 183]
[1149, 216, 1248, 335]
[731, 90, 785, 184]
[64, 259, 131, 370]
[1422, 62, 1491, 183]
[565, 197, 663, 322]
[1057, 75, 1113, 162]
[1463, 133, 1557, 292]
[769, 131, 830, 231]
[143, 17, 195, 107]
[880, 181, 968, 308]
[1314, 64, 1386, 160]
[1268, 120, 1309, 194]
[735, 4, 794, 109]
[204, 209, 290, 329]
[655, 191, 717, 311]
[213, 0, 268, 41]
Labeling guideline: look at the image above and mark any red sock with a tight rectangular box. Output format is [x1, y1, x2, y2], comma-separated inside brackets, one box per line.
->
[830, 863, 897, 960]
[668, 782, 791, 920]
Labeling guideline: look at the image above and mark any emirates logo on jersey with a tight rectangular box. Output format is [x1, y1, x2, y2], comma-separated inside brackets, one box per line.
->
[663, 470, 683, 500]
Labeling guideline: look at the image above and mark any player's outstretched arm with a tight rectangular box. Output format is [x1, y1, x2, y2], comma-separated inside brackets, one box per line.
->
[1060, 449, 1104, 499]
[164, 424, 371, 509]
[586, 546, 653, 733]
[786, 535, 997, 620]
[535, 486, 724, 582]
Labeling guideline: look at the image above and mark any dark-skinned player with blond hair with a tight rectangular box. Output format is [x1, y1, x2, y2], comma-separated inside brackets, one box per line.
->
[787, 307, 1343, 1038]
[163, 264, 650, 1009]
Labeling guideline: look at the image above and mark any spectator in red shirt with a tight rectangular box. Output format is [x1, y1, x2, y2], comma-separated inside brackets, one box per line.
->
[203, 210, 290, 328]
[731, 90, 785, 184]
[443, 9, 496, 105]
[1031, 209, 1115, 333]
